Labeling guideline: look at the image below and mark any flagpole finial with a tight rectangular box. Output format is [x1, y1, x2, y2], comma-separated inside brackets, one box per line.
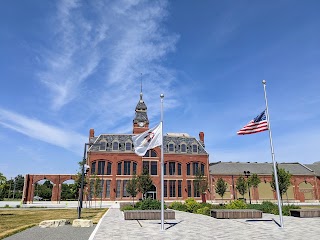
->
[262, 79, 266, 85]
[160, 93, 164, 99]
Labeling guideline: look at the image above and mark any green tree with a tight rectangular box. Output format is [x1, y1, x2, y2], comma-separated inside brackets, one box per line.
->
[92, 174, 102, 208]
[37, 180, 53, 200]
[193, 167, 208, 203]
[270, 167, 292, 203]
[126, 175, 138, 204]
[248, 173, 261, 188]
[137, 168, 153, 199]
[236, 175, 247, 198]
[215, 178, 228, 200]
[0, 173, 7, 200]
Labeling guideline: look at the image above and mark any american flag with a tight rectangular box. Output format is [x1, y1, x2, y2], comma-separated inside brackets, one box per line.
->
[237, 110, 269, 135]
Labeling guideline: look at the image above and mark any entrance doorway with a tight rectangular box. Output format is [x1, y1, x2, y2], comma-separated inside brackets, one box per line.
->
[146, 185, 156, 200]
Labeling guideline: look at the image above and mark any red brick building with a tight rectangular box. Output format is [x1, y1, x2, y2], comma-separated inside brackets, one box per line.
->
[86, 91, 209, 201]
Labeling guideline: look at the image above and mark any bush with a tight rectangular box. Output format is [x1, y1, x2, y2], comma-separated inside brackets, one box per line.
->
[196, 206, 211, 216]
[169, 202, 188, 212]
[260, 201, 277, 213]
[272, 204, 301, 216]
[138, 198, 165, 210]
[4, 204, 10, 208]
[121, 205, 135, 211]
[16, 205, 21, 208]
[225, 200, 247, 209]
[185, 198, 200, 213]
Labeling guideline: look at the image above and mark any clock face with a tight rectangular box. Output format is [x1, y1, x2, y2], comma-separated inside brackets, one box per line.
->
[138, 122, 144, 127]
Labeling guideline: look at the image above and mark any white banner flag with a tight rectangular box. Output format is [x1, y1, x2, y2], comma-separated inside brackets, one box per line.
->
[132, 122, 163, 156]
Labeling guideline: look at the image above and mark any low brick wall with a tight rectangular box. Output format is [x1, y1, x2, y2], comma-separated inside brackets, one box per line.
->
[124, 210, 175, 220]
[211, 209, 262, 219]
[290, 209, 320, 218]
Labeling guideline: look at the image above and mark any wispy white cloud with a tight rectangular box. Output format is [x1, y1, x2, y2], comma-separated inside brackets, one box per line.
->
[36, 0, 179, 130]
[0, 108, 86, 154]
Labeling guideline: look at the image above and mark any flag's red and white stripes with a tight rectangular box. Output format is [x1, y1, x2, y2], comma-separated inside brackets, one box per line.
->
[237, 120, 268, 135]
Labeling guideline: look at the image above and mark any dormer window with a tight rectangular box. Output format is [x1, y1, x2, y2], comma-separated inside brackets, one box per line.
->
[112, 141, 119, 151]
[99, 142, 106, 151]
[181, 143, 187, 153]
[192, 144, 198, 153]
[125, 142, 132, 151]
[168, 143, 175, 152]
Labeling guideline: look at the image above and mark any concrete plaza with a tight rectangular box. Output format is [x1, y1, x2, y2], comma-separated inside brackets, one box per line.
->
[90, 206, 320, 240]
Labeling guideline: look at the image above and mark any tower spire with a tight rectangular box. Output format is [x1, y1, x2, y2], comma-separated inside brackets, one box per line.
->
[140, 73, 143, 101]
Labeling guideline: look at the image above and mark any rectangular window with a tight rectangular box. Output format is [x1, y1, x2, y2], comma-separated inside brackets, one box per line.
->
[105, 180, 111, 198]
[125, 142, 131, 151]
[169, 162, 175, 175]
[89, 180, 94, 200]
[99, 180, 104, 198]
[178, 180, 182, 197]
[117, 162, 122, 175]
[143, 161, 149, 173]
[164, 163, 167, 175]
[169, 143, 174, 152]
[192, 144, 197, 153]
[113, 142, 119, 151]
[164, 180, 167, 197]
[123, 180, 129, 197]
[133, 162, 137, 175]
[107, 162, 112, 175]
[169, 180, 176, 197]
[99, 142, 106, 151]
[201, 164, 205, 175]
[187, 163, 190, 175]
[116, 180, 121, 198]
[98, 161, 105, 175]
[187, 180, 191, 197]
[124, 161, 131, 175]
[193, 162, 199, 175]
[151, 161, 157, 175]
[178, 163, 181, 175]
[181, 144, 186, 152]
[193, 181, 200, 197]
[91, 162, 96, 174]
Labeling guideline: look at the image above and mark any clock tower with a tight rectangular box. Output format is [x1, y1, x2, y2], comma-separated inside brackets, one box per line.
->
[133, 91, 149, 134]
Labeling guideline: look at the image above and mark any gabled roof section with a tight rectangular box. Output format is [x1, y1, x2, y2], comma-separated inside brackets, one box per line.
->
[305, 162, 320, 176]
[209, 161, 315, 175]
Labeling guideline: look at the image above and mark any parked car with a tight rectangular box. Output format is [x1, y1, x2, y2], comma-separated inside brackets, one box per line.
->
[33, 196, 43, 201]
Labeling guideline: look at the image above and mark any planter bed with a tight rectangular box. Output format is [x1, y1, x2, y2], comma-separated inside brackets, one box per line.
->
[290, 209, 320, 218]
[210, 209, 262, 219]
[124, 210, 175, 220]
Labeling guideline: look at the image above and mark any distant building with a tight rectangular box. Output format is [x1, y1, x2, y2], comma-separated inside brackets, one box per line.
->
[208, 161, 320, 203]
[86, 90, 209, 201]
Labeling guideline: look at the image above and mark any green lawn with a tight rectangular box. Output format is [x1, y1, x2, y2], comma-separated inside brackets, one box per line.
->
[0, 208, 107, 240]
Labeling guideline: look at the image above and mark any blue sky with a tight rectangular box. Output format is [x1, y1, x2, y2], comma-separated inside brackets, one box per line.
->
[1, 0, 320, 179]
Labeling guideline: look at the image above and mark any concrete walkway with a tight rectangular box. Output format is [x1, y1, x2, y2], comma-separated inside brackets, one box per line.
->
[90, 207, 320, 240]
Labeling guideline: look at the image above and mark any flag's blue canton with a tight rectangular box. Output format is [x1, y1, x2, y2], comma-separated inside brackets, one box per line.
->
[254, 110, 266, 122]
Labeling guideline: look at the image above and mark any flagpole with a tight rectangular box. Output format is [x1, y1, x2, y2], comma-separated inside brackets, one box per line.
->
[262, 80, 284, 228]
[160, 93, 164, 231]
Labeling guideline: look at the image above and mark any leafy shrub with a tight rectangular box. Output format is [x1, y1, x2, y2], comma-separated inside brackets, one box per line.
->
[185, 198, 200, 213]
[4, 204, 10, 208]
[121, 205, 135, 211]
[16, 205, 21, 208]
[138, 198, 166, 210]
[272, 204, 301, 216]
[225, 200, 247, 209]
[169, 202, 188, 212]
[260, 201, 277, 213]
[196, 206, 211, 216]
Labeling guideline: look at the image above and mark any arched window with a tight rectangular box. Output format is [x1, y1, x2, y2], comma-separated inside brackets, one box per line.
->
[180, 143, 187, 153]
[144, 149, 157, 157]
[117, 160, 137, 175]
[168, 143, 175, 152]
[112, 141, 119, 151]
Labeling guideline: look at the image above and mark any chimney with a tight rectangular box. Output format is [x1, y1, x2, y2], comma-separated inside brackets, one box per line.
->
[199, 131, 205, 146]
[89, 128, 95, 138]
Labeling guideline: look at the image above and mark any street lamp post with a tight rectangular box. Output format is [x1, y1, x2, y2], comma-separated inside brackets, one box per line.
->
[78, 143, 92, 219]
[244, 171, 251, 204]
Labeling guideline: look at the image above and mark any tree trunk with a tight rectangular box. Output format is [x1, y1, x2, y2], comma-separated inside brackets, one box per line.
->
[201, 193, 206, 203]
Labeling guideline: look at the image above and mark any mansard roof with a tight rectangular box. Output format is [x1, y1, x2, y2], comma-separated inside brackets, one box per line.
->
[209, 161, 315, 176]
[88, 133, 208, 155]
[306, 162, 320, 176]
